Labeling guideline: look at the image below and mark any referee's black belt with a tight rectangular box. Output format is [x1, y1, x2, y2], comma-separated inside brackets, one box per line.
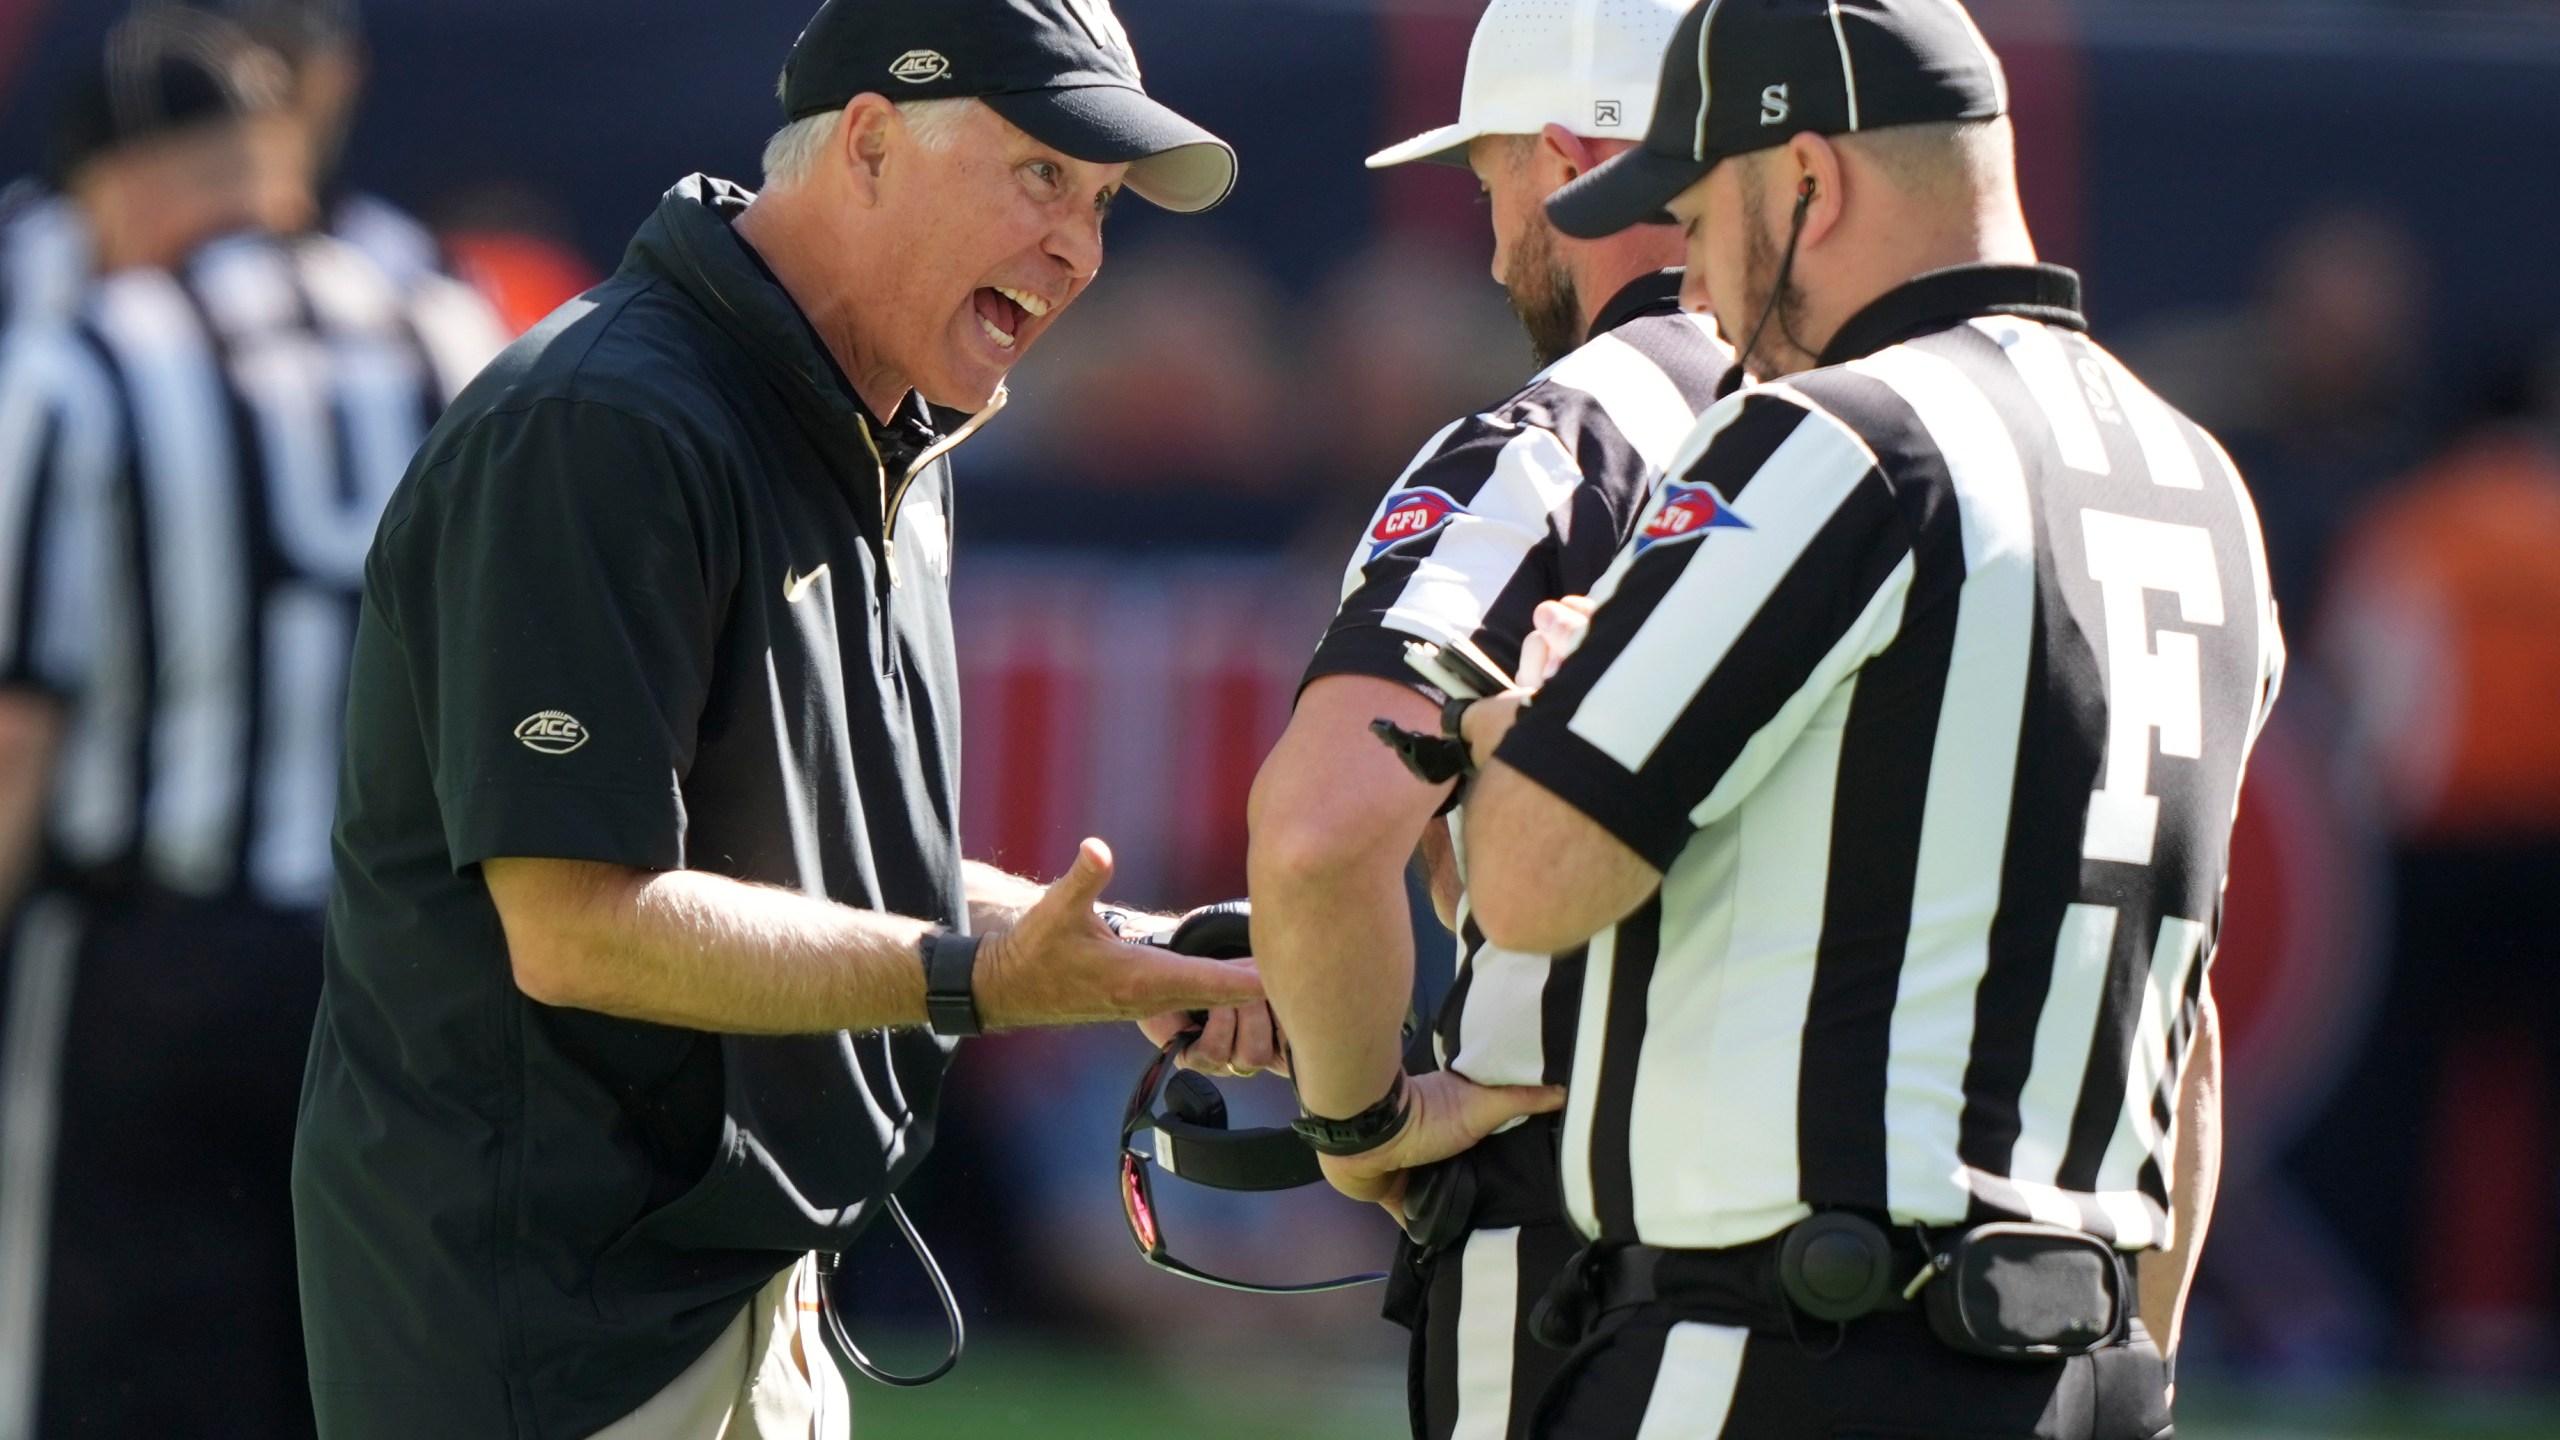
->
[1533, 1214, 2136, 1362]
[1589, 1225, 1929, 1328]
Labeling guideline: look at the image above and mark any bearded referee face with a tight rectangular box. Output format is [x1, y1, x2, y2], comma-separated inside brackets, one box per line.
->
[741, 94, 1128, 415]
[1469, 128, 1667, 368]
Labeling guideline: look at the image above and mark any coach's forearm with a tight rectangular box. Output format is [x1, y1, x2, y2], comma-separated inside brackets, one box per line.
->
[486, 857, 930, 1034]
[965, 859, 1047, 935]
[1248, 677, 1447, 1118]
[2139, 993, 2223, 1361]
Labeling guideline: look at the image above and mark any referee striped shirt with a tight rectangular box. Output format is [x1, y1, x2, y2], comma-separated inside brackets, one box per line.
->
[1493, 264, 2283, 1253]
[0, 226, 501, 910]
[1304, 270, 1731, 1092]
[0, 184, 90, 334]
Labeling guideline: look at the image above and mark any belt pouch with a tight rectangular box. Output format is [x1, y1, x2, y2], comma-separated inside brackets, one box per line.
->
[1920, 1222, 2127, 1361]
[1401, 1152, 1482, 1255]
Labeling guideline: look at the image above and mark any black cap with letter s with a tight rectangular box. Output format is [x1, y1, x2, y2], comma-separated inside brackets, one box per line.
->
[780, 0, 1237, 214]
[1547, 0, 2008, 240]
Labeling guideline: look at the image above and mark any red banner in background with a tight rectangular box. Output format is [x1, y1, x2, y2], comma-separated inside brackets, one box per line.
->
[954, 556, 1335, 909]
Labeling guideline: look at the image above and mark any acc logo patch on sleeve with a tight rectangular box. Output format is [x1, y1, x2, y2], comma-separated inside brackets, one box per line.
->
[1367, 486, 1469, 560]
[515, 710, 590, 756]
[1634, 481, 1751, 554]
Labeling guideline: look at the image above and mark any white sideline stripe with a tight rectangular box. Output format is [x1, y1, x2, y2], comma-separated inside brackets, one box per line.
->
[1450, 1227, 1522, 1440]
[0, 896, 82, 1440]
[1633, 1322, 1750, 1440]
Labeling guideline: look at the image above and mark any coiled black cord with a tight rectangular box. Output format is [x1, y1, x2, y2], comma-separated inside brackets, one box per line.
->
[818, 1194, 965, 1388]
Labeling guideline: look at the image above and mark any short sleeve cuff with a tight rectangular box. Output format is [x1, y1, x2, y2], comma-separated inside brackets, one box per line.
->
[1492, 718, 1694, 873]
[1299, 624, 1446, 702]
[444, 779, 687, 874]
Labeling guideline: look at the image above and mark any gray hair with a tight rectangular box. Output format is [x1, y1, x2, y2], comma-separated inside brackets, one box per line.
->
[760, 98, 980, 189]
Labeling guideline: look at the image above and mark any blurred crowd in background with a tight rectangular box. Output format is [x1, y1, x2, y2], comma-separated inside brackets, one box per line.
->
[5, 0, 2560, 1420]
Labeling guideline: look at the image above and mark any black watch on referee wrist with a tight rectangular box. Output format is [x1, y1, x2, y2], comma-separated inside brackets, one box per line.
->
[919, 930, 982, 1038]
[1289, 1072, 1413, 1156]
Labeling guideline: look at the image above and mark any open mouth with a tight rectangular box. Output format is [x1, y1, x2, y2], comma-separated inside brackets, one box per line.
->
[971, 285, 1052, 353]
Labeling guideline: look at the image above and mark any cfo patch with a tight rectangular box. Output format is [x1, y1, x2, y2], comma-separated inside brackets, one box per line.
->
[1367, 486, 1468, 560]
[1635, 481, 1750, 554]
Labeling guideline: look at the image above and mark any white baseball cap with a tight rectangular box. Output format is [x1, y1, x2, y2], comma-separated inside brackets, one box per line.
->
[1366, 0, 1693, 171]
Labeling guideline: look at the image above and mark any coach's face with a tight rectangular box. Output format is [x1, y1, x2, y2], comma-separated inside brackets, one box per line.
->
[858, 100, 1126, 411]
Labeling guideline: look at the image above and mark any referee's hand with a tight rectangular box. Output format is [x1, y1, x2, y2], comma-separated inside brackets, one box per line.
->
[973, 839, 1267, 1030]
[1316, 1071, 1566, 1221]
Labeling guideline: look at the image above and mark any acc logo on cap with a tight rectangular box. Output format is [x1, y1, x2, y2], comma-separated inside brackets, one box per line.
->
[889, 49, 950, 83]
[515, 710, 590, 756]
[1367, 487, 1468, 560]
[1635, 481, 1751, 554]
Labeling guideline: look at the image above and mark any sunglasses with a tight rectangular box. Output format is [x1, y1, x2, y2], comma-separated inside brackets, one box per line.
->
[1118, 1030, 1388, 1295]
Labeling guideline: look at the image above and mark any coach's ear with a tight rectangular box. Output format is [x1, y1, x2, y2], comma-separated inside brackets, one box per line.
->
[839, 94, 901, 201]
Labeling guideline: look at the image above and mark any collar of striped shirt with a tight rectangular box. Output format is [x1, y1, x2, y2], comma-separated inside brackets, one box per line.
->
[1588, 267, 1688, 338]
[1818, 262, 2086, 369]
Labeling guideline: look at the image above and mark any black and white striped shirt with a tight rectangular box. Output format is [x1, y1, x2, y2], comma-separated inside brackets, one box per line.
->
[1494, 265, 2283, 1253]
[0, 227, 502, 911]
[1304, 271, 1732, 1091]
[0, 184, 90, 334]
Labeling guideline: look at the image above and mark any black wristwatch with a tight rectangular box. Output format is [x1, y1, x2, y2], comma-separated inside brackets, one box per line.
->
[919, 930, 982, 1038]
[1289, 1072, 1413, 1156]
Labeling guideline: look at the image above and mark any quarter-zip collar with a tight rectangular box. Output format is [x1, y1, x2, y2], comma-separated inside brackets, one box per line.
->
[624, 174, 1005, 527]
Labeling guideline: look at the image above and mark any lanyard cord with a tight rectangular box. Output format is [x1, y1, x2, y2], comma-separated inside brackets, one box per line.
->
[819, 1193, 967, 1388]
[1730, 176, 1817, 386]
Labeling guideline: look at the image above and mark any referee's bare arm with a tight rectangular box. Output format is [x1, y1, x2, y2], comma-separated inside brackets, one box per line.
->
[485, 838, 1265, 1035]
[2138, 993, 2222, 1365]
[1459, 696, 1661, 955]
[1246, 674, 1450, 1117]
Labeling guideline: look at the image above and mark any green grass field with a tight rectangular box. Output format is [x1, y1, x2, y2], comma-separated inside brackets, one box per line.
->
[849, 1339, 2560, 1440]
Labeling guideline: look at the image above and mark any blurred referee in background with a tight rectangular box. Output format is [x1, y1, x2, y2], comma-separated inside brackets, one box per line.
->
[1, 2, 505, 362]
[1447, 1, 2284, 1435]
[1240, 1, 1729, 1436]
[0, 11, 498, 1435]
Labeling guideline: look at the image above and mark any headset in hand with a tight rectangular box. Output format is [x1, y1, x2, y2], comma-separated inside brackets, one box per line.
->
[1117, 902, 1389, 1294]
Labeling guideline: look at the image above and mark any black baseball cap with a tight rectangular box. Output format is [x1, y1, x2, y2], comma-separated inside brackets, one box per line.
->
[780, 0, 1236, 214]
[1547, 0, 2008, 240]
[45, 11, 289, 186]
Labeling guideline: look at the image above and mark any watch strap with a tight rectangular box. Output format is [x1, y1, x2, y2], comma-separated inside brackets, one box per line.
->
[921, 931, 982, 1038]
[1290, 1072, 1413, 1157]
[1440, 695, 1477, 746]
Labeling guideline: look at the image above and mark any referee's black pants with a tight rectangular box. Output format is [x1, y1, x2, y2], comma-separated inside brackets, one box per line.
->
[1392, 1117, 1581, 1440]
[2, 891, 321, 1439]
[1530, 1307, 2175, 1440]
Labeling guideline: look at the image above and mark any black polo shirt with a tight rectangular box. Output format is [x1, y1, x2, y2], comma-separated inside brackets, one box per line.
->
[294, 175, 986, 1440]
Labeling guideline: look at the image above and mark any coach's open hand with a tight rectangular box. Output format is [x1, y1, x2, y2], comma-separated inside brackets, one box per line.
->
[1316, 1071, 1565, 1222]
[973, 839, 1266, 1030]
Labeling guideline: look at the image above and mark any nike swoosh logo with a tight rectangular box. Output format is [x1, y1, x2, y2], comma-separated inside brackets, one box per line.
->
[784, 565, 829, 604]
